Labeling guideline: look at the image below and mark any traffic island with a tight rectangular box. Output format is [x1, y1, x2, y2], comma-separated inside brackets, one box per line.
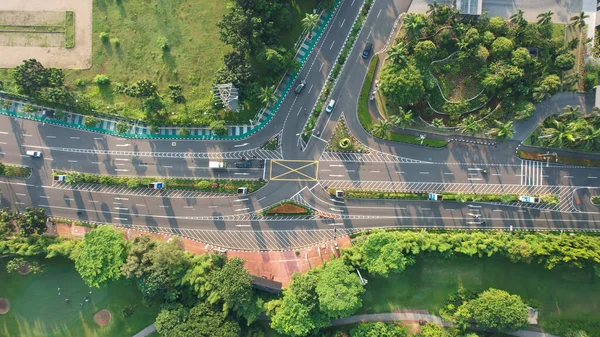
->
[261, 200, 313, 216]
[0, 162, 32, 178]
[52, 171, 266, 194]
[327, 117, 368, 153]
[330, 189, 559, 205]
[518, 148, 600, 168]
[592, 196, 600, 205]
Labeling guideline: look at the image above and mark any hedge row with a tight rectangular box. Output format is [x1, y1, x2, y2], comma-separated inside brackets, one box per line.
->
[53, 171, 266, 194]
[0, 162, 31, 178]
[332, 189, 558, 204]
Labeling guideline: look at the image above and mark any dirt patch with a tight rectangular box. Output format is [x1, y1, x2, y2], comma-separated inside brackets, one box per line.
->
[0, 298, 9, 314]
[0, 0, 92, 69]
[265, 203, 309, 215]
[17, 261, 30, 275]
[93, 309, 111, 327]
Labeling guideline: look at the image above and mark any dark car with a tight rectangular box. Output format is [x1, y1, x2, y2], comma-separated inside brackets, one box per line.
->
[235, 161, 252, 168]
[362, 43, 373, 58]
[295, 80, 306, 94]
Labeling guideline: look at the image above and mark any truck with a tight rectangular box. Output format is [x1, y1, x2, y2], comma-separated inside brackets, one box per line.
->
[53, 175, 66, 182]
[148, 182, 164, 189]
[209, 161, 227, 169]
[519, 195, 540, 203]
[26, 150, 42, 158]
[429, 193, 443, 201]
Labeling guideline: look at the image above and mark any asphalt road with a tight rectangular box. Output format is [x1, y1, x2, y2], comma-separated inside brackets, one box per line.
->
[0, 0, 599, 251]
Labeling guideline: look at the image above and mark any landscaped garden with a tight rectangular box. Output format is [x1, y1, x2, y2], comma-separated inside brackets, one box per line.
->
[0, 0, 329, 130]
[0, 162, 31, 178]
[0, 257, 160, 337]
[371, 6, 595, 140]
[261, 200, 313, 216]
[53, 170, 266, 194]
[327, 118, 368, 152]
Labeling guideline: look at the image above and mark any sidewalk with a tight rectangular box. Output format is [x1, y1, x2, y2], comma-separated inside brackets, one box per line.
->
[45, 221, 351, 287]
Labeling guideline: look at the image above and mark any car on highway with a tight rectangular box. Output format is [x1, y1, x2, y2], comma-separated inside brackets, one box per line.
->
[362, 42, 373, 58]
[326, 99, 336, 113]
[519, 195, 540, 203]
[26, 150, 42, 158]
[295, 80, 306, 94]
[235, 161, 252, 168]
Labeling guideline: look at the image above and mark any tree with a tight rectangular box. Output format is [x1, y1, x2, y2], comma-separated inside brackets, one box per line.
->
[302, 13, 320, 38]
[414, 40, 437, 64]
[379, 63, 425, 107]
[460, 288, 529, 331]
[0, 208, 15, 237]
[426, 0, 439, 17]
[509, 9, 526, 27]
[372, 118, 391, 138]
[350, 322, 408, 337]
[488, 17, 507, 35]
[93, 74, 110, 85]
[457, 115, 484, 135]
[183, 253, 224, 299]
[206, 257, 255, 318]
[540, 74, 561, 93]
[570, 11, 589, 29]
[75, 226, 128, 288]
[386, 42, 408, 65]
[121, 236, 191, 301]
[210, 120, 228, 136]
[576, 123, 600, 151]
[316, 259, 365, 318]
[404, 14, 426, 40]
[83, 116, 99, 128]
[536, 10, 554, 25]
[555, 53, 576, 71]
[418, 323, 448, 337]
[511, 47, 531, 68]
[17, 207, 47, 236]
[132, 79, 158, 98]
[346, 231, 414, 277]
[541, 119, 578, 148]
[491, 37, 514, 58]
[533, 85, 552, 102]
[215, 51, 256, 87]
[12, 59, 59, 95]
[487, 120, 515, 140]
[390, 108, 414, 129]
[257, 48, 293, 77]
[178, 128, 190, 137]
[259, 85, 277, 106]
[167, 84, 186, 103]
[561, 105, 582, 120]
[6, 257, 42, 275]
[115, 121, 130, 134]
[155, 303, 241, 337]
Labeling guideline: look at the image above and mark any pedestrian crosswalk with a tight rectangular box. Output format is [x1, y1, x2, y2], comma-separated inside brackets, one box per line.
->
[520, 160, 544, 186]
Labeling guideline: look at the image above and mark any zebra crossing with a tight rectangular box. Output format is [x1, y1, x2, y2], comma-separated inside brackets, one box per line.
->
[320, 149, 426, 163]
[27, 145, 283, 160]
[50, 182, 231, 198]
[520, 160, 544, 186]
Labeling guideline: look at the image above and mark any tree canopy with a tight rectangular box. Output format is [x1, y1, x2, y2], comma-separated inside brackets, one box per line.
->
[75, 226, 128, 288]
[458, 288, 529, 331]
[155, 303, 241, 337]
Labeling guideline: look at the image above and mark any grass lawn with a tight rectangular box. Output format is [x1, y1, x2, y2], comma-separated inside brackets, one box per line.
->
[0, 257, 159, 337]
[361, 256, 600, 333]
[431, 53, 484, 102]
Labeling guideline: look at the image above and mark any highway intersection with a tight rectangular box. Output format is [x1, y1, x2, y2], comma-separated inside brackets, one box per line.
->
[0, 0, 599, 250]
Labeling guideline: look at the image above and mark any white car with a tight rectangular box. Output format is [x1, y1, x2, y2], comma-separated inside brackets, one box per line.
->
[326, 99, 336, 113]
[26, 150, 42, 158]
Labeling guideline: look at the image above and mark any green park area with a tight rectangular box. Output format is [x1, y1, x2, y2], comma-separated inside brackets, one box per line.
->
[0, 257, 159, 337]
[0, 0, 324, 128]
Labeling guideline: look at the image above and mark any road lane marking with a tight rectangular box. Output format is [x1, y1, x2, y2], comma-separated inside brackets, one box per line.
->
[377, 8, 382, 17]
[46, 136, 56, 138]
[91, 162, 101, 164]
[23, 134, 32, 137]
[162, 165, 173, 168]
[16, 193, 26, 196]
[115, 163, 125, 166]
[70, 137, 80, 139]
[114, 207, 128, 210]
[235, 208, 249, 211]
[445, 209, 455, 211]
[589, 176, 598, 179]
[320, 169, 331, 172]
[493, 209, 502, 212]
[308, 84, 314, 93]
[159, 205, 169, 208]
[0, 142, 6, 145]
[115, 158, 129, 161]
[88, 200, 97, 203]
[135, 204, 146, 207]
[234, 143, 249, 148]
[329, 174, 344, 177]
[116, 144, 130, 147]
[68, 160, 77, 163]
[0, 132, 7, 135]
[234, 198, 249, 202]
[234, 172, 249, 175]
[563, 176, 573, 178]
[40, 196, 50, 199]
[492, 173, 502, 176]
[396, 171, 405, 174]
[235, 225, 251, 227]
[183, 206, 194, 209]
[367, 31, 372, 39]
[351, 0, 355, 5]
[467, 178, 482, 181]
[443, 172, 454, 175]
[346, 170, 355, 172]
[330, 164, 344, 167]
[115, 169, 129, 172]
[114, 197, 129, 200]
[113, 202, 122, 205]
[330, 40, 335, 49]
[419, 172, 430, 174]
[115, 217, 128, 221]
[138, 164, 148, 167]
[319, 63, 324, 71]
[94, 137, 103, 140]
[257, 197, 266, 202]
[15, 202, 25, 205]
[340, 19, 346, 27]
[208, 206, 219, 208]
[369, 170, 380, 173]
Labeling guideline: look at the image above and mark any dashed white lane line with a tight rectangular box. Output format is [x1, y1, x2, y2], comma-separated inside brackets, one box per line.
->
[492, 173, 502, 176]
[159, 205, 169, 208]
[340, 18, 346, 27]
[40, 196, 50, 199]
[493, 209, 502, 212]
[589, 176, 598, 179]
[70, 137, 80, 140]
[234, 173, 249, 175]
[563, 176, 573, 178]
[163, 166, 173, 168]
[138, 164, 149, 167]
[0, 131, 7, 135]
[115, 217, 129, 221]
[346, 170, 355, 172]
[94, 137, 103, 140]
[46, 136, 56, 139]
[443, 172, 454, 175]
[330, 40, 335, 49]
[445, 208, 455, 211]
[15, 202, 25, 205]
[330, 164, 344, 167]
[135, 204, 146, 207]
[208, 205, 219, 208]
[421, 208, 430, 211]
[0, 142, 6, 145]
[16, 193, 26, 196]
[377, 8, 382, 18]
[115, 163, 125, 166]
[321, 169, 332, 172]
[234, 198, 249, 202]
[116, 144, 130, 147]
[89, 200, 97, 203]
[68, 160, 77, 163]
[114, 197, 129, 200]
[370, 170, 380, 173]
[64, 197, 74, 201]
[329, 174, 345, 177]
[235, 208, 249, 212]
[114, 207, 128, 210]
[113, 202, 122, 205]
[467, 178, 483, 181]
[91, 162, 101, 164]
[23, 134, 32, 137]
[419, 172, 430, 174]
[115, 158, 129, 161]
[396, 171, 405, 174]
[115, 169, 129, 172]
[183, 206, 194, 209]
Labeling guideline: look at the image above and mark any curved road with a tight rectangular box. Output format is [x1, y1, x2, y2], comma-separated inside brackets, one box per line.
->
[0, 0, 599, 250]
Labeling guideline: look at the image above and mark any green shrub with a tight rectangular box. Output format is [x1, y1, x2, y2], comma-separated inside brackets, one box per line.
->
[178, 128, 190, 137]
[157, 37, 169, 50]
[115, 121, 129, 134]
[83, 115, 99, 128]
[99, 32, 109, 42]
[111, 38, 121, 47]
[93, 75, 110, 86]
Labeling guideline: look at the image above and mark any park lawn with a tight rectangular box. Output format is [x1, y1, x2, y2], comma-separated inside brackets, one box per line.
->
[280, 0, 320, 50]
[0, 257, 159, 337]
[361, 256, 600, 332]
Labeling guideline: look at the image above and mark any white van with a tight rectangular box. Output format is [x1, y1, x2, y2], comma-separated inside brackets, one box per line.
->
[326, 99, 336, 113]
[26, 150, 42, 158]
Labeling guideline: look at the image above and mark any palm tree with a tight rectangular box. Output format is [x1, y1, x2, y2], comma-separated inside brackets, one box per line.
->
[457, 115, 484, 135]
[302, 13, 320, 39]
[390, 108, 414, 129]
[371, 118, 391, 138]
[457, 39, 469, 51]
[404, 14, 426, 40]
[431, 118, 445, 128]
[385, 42, 408, 65]
[536, 10, 554, 25]
[570, 11, 589, 29]
[487, 120, 515, 140]
[541, 119, 577, 148]
[533, 85, 552, 102]
[426, 0, 438, 17]
[576, 123, 600, 151]
[259, 86, 277, 106]
[560, 105, 581, 121]
[510, 9, 525, 26]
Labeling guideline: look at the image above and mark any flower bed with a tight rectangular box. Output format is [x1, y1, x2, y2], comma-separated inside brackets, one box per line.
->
[0, 163, 31, 178]
[327, 117, 368, 153]
[592, 196, 600, 205]
[53, 171, 266, 194]
[262, 201, 313, 216]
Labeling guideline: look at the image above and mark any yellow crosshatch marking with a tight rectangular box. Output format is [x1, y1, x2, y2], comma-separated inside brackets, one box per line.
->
[270, 160, 319, 181]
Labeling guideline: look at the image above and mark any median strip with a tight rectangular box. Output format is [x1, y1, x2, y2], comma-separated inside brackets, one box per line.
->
[52, 171, 266, 195]
[0, 162, 32, 178]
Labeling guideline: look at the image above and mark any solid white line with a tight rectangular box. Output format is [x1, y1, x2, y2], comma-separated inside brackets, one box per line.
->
[23, 134, 32, 137]
[114, 197, 129, 200]
[235, 208, 249, 211]
[46, 136, 56, 138]
[68, 160, 77, 163]
[377, 8, 382, 18]
[70, 137, 80, 139]
[115, 158, 129, 161]
[330, 40, 335, 49]
[116, 144, 130, 147]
